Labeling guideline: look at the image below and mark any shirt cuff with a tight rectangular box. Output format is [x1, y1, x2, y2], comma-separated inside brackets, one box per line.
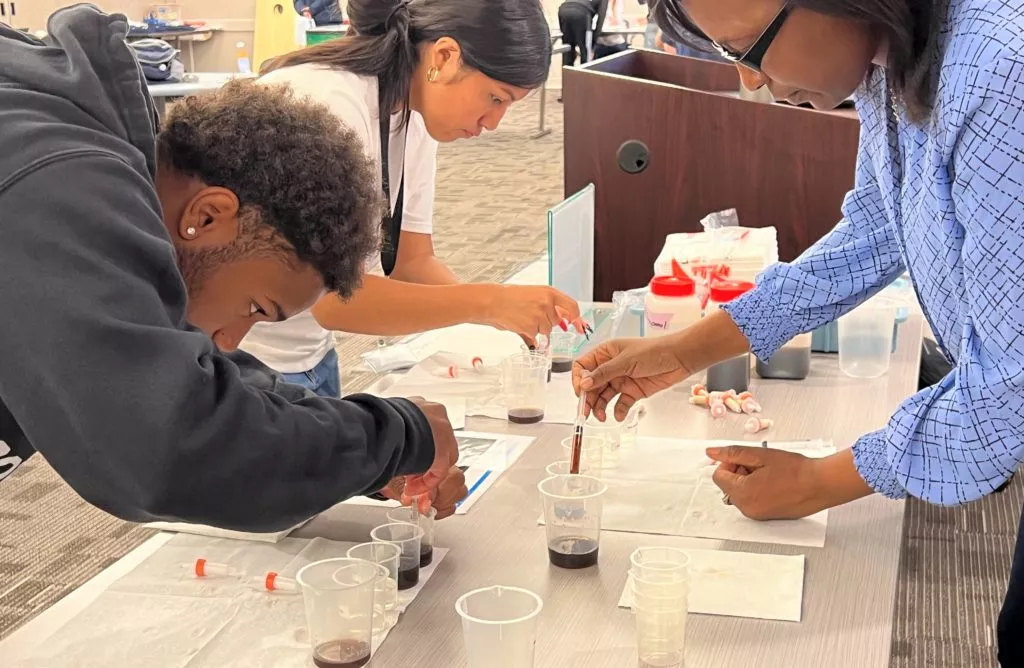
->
[720, 269, 801, 361]
[851, 430, 907, 499]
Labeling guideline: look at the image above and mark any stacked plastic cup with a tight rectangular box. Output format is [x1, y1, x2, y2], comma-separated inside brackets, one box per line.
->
[296, 558, 379, 668]
[456, 585, 543, 668]
[629, 547, 691, 668]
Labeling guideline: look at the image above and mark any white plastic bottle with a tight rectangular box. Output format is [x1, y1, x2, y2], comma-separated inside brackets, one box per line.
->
[644, 275, 699, 337]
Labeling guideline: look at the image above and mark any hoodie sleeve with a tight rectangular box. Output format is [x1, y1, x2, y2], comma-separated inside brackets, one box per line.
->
[0, 152, 435, 532]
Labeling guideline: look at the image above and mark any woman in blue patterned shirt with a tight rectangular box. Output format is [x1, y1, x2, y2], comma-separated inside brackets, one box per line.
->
[573, 0, 1024, 660]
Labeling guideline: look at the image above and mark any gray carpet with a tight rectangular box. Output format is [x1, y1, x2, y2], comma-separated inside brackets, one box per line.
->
[0, 91, 1019, 668]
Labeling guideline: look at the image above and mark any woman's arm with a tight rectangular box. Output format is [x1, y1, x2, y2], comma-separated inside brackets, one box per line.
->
[719, 90, 905, 363]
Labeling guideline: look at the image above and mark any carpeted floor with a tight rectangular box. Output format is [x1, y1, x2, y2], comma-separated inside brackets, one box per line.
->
[0, 91, 1020, 668]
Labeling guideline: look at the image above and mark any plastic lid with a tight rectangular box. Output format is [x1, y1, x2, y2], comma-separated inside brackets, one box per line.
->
[709, 279, 754, 303]
[649, 275, 695, 297]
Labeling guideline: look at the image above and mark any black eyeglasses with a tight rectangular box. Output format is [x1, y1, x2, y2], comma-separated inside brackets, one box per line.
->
[710, 3, 791, 73]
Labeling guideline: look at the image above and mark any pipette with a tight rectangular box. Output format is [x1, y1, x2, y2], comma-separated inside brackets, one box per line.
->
[568, 388, 588, 474]
[250, 571, 299, 594]
[187, 558, 242, 579]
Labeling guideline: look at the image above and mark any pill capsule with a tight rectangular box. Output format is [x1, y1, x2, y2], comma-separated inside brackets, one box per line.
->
[737, 391, 754, 402]
[741, 398, 761, 414]
[691, 383, 707, 396]
[744, 417, 774, 433]
[724, 397, 742, 413]
[689, 395, 710, 407]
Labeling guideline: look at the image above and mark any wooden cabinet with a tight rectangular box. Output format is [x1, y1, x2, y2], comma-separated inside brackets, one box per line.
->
[563, 49, 860, 300]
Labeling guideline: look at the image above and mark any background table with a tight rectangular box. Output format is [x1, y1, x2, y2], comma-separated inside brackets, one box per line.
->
[147, 73, 254, 115]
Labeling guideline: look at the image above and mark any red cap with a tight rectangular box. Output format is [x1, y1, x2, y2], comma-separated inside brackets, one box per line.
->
[709, 279, 754, 303]
[649, 275, 695, 298]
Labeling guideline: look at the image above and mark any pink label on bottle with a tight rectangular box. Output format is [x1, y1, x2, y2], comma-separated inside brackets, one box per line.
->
[645, 312, 673, 331]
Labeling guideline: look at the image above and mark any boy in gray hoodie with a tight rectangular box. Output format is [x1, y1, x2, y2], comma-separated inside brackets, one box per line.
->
[0, 5, 461, 531]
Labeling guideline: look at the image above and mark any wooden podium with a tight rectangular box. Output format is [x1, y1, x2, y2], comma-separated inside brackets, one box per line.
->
[563, 49, 860, 300]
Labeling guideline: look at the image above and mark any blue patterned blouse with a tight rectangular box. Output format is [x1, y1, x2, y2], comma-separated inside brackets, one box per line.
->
[723, 0, 1024, 504]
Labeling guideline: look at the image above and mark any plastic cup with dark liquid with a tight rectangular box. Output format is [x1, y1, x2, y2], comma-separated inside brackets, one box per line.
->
[370, 522, 425, 591]
[387, 505, 437, 567]
[296, 558, 379, 667]
[538, 474, 607, 569]
[501, 352, 549, 424]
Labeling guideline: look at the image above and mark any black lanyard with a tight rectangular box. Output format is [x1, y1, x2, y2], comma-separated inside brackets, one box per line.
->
[378, 76, 408, 276]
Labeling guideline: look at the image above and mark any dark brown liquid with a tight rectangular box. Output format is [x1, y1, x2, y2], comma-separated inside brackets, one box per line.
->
[397, 559, 420, 590]
[547, 536, 599, 569]
[312, 640, 370, 668]
[420, 545, 433, 567]
[551, 357, 574, 373]
[508, 408, 544, 424]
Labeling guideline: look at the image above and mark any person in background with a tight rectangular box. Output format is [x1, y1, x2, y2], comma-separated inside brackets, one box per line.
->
[558, 0, 606, 66]
[574, 0, 1024, 661]
[656, 26, 725, 61]
[0, 5, 464, 532]
[244, 0, 583, 398]
[294, 0, 342, 26]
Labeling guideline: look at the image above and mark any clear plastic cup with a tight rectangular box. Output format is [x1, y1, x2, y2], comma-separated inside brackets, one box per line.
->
[456, 585, 544, 668]
[370, 522, 424, 591]
[838, 303, 896, 378]
[559, 435, 607, 472]
[634, 606, 688, 668]
[630, 546, 691, 580]
[582, 419, 622, 467]
[538, 474, 607, 569]
[502, 352, 549, 424]
[387, 505, 437, 567]
[549, 329, 575, 373]
[546, 459, 598, 477]
[295, 557, 379, 668]
[346, 541, 401, 614]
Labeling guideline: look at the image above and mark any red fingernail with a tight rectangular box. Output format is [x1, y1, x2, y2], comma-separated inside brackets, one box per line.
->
[558, 319, 569, 332]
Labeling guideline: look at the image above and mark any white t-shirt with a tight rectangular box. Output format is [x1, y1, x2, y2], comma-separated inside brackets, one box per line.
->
[240, 65, 439, 372]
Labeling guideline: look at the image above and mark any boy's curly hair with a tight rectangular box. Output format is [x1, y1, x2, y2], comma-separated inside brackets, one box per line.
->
[156, 79, 382, 298]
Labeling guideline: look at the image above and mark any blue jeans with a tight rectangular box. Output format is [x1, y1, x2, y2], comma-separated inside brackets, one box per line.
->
[281, 348, 341, 398]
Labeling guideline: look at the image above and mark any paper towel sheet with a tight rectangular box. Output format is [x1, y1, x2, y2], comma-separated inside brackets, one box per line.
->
[11, 534, 447, 667]
[540, 438, 835, 548]
[618, 548, 805, 622]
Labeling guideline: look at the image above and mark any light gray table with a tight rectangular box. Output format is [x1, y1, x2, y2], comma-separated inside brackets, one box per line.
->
[296, 316, 924, 668]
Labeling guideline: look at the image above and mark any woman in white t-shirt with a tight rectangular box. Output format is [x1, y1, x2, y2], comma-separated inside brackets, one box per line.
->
[241, 0, 581, 397]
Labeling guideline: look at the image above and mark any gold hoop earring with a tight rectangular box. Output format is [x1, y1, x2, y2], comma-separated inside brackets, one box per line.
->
[427, 67, 440, 83]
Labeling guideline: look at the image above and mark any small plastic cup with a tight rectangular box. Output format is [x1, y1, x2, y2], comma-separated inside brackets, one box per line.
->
[630, 546, 691, 580]
[538, 474, 607, 569]
[634, 607, 688, 668]
[502, 352, 549, 424]
[387, 505, 438, 567]
[370, 522, 424, 591]
[546, 459, 598, 477]
[296, 557, 379, 668]
[456, 585, 544, 668]
[549, 329, 575, 373]
[346, 541, 401, 613]
[838, 303, 897, 378]
[559, 435, 607, 472]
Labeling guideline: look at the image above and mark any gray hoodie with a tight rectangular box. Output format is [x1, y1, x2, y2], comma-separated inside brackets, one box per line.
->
[0, 5, 434, 532]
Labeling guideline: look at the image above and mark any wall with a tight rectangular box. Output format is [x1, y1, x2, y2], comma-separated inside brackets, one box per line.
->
[11, 0, 257, 71]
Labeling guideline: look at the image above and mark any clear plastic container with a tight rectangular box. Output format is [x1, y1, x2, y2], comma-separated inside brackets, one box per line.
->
[705, 280, 755, 392]
[756, 332, 812, 380]
[839, 304, 897, 378]
[644, 275, 700, 338]
[501, 352, 549, 424]
[456, 586, 543, 668]
[538, 474, 607, 570]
